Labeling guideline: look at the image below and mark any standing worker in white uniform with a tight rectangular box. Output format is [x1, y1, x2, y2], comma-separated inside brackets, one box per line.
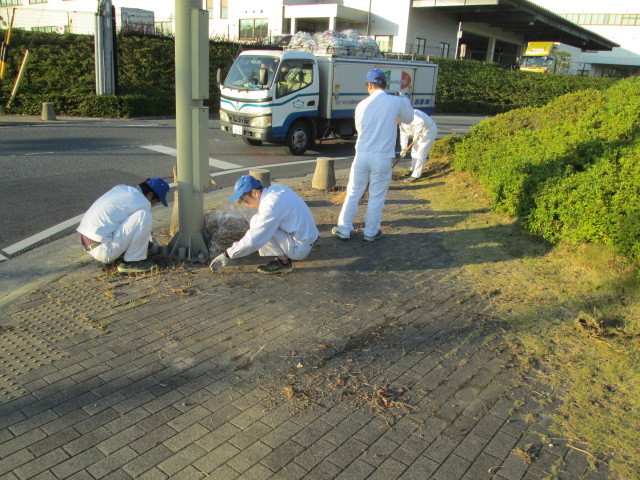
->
[77, 177, 170, 274]
[399, 101, 438, 183]
[210, 175, 319, 275]
[332, 68, 414, 242]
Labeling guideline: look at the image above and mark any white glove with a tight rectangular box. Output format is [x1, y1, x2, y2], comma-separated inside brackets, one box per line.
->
[209, 253, 231, 271]
[400, 148, 408, 159]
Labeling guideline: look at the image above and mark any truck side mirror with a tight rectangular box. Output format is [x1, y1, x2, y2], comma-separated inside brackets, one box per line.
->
[259, 67, 268, 86]
[216, 68, 222, 85]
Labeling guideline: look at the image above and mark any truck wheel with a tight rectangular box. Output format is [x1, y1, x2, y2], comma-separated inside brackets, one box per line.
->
[242, 137, 263, 146]
[284, 121, 311, 156]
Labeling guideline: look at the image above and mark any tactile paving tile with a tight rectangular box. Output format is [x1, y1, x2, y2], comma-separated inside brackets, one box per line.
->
[0, 278, 148, 403]
[45, 279, 145, 321]
[0, 326, 57, 400]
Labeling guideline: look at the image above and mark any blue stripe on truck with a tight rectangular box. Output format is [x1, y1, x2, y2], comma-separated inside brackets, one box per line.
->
[272, 111, 319, 138]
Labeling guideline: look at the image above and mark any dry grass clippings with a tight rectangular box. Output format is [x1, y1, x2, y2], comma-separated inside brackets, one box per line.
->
[413, 165, 640, 480]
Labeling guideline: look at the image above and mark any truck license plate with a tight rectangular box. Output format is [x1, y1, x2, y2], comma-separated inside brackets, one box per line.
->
[232, 124, 243, 135]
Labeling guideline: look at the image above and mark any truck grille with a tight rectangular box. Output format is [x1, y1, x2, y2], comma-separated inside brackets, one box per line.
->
[229, 114, 250, 126]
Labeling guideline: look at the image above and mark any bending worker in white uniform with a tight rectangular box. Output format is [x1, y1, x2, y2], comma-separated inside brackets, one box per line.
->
[399, 101, 438, 183]
[332, 68, 414, 242]
[77, 177, 170, 274]
[210, 174, 319, 275]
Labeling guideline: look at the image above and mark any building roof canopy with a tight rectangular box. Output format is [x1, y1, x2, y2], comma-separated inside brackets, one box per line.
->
[412, 0, 619, 51]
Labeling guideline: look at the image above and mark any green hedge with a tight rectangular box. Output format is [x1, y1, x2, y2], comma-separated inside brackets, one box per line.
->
[445, 77, 640, 263]
[0, 30, 621, 117]
[0, 30, 263, 117]
[432, 57, 617, 114]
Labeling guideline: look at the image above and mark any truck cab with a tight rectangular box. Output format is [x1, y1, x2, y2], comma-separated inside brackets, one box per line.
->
[219, 50, 320, 155]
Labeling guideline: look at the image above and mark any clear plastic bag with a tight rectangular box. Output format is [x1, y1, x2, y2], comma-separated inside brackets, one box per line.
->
[205, 203, 253, 255]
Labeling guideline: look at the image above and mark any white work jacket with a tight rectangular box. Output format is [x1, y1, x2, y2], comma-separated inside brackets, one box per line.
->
[227, 185, 319, 259]
[355, 89, 414, 157]
[77, 185, 151, 243]
[399, 109, 438, 150]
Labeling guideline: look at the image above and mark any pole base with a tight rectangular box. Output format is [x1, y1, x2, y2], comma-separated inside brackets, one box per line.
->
[167, 230, 210, 262]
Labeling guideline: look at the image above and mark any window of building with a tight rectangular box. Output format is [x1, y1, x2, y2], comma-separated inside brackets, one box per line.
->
[32, 25, 64, 32]
[375, 35, 393, 53]
[0, 0, 22, 6]
[415, 37, 426, 55]
[29, 0, 47, 3]
[440, 42, 450, 58]
[239, 18, 267, 40]
[220, 0, 228, 20]
[561, 12, 639, 26]
[577, 69, 589, 76]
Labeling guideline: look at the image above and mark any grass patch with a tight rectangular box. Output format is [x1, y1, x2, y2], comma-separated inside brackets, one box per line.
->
[413, 161, 640, 480]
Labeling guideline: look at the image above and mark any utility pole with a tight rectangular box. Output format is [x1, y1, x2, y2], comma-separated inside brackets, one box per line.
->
[95, 0, 115, 94]
[168, 0, 210, 261]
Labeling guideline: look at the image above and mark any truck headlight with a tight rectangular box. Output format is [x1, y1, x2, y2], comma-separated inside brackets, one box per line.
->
[250, 116, 272, 128]
[219, 110, 229, 123]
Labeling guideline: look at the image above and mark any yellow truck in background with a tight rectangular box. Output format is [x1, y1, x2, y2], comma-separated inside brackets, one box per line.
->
[520, 42, 574, 74]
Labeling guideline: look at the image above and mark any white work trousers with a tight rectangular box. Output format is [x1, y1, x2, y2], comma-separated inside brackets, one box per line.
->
[337, 154, 393, 238]
[258, 229, 313, 261]
[409, 129, 438, 178]
[90, 210, 152, 263]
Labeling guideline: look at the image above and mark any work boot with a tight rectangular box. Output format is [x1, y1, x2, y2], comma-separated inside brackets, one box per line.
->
[404, 176, 419, 183]
[403, 170, 413, 177]
[363, 230, 383, 242]
[117, 260, 157, 274]
[257, 258, 293, 275]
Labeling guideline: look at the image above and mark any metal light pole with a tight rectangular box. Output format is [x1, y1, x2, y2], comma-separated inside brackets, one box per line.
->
[168, 0, 210, 261]
[95, 0, 115, 95]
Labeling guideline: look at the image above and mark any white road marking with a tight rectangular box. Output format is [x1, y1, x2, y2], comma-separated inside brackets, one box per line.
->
[141, 144, 243, 170]
[208, 156, 354, 178]
[4, 214, 85, 255]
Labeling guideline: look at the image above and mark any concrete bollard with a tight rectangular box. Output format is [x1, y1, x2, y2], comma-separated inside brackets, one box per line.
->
[249, 169, 271, 187]
[41, 102, 56, 121]
[312, 157, 336, 190]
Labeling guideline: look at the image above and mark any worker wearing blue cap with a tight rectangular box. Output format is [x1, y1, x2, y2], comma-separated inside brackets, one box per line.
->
[332, 68, 414, 242]
[77, 177, 170, 274]
[210, 174, 319, 274]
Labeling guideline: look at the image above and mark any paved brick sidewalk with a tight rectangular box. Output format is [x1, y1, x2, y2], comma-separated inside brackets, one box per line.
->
[0, 173, 609, 479]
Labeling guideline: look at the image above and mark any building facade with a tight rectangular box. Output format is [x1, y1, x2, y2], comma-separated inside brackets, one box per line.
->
[2, 0, 636, 76]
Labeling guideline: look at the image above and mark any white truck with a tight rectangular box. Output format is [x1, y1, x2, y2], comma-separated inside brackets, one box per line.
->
[218, 50, 438, 155]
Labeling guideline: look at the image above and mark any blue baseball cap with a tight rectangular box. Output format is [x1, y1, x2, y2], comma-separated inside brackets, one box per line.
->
[146, 177, 170, 206]
[229, 174, 263, 202]
[366, 68, 386, 84]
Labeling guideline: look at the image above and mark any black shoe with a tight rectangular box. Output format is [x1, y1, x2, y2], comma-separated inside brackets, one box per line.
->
[403, 170, 413, 177]
[257, 258, 293, 275]
[363, 230, 383, 242]
[117, 260, 157, 274]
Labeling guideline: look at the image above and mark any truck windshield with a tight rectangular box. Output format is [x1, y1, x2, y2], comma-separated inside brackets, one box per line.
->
[224, 55, 280, 91]
[521, 56, 549, 67]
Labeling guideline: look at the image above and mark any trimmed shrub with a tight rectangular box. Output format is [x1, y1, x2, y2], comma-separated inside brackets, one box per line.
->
[432, 57, 618, 114]
[448, 76, 640, 263]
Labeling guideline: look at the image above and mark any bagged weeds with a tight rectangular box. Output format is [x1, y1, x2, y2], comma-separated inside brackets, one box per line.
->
[205, 203, 253, 256]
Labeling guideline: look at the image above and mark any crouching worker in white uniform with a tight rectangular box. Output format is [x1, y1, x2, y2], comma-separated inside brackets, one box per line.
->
[77, 177, 170, 274]
[399, 101, 438, 183]
[210, 175, 319, 275]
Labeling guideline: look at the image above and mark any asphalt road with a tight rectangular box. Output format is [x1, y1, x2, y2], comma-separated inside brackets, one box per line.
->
[0, 114, 486, 260]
